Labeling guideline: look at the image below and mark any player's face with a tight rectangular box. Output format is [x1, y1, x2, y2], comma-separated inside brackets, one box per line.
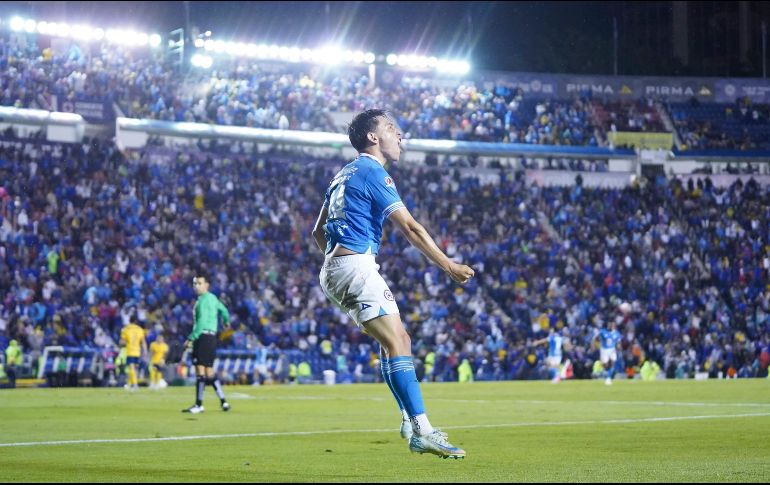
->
[193, 277, 209, 295]
[375, 116, 402, 162]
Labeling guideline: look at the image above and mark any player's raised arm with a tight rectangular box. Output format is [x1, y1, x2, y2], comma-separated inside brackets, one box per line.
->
[387, 207, 475, 285]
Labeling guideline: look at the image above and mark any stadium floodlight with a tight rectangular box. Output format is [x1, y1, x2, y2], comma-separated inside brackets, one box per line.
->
[13, 15, 158, 47]
[10, 17, 24, 31]
[316, 46, 344, 64]
[288, 47, 301, 62]
[435, 59, 470, 75]
[191, 54, 213, 69]
[105, 29, 122, 44]
[70, 25, 90, 40]
[55, 22, 71, 37]
[188, 30, 460, 72]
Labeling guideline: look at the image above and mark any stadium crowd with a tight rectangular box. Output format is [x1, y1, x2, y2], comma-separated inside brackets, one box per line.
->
[0, 133, 768, 386]
[1, 40, 668, 146]
[7, 35, 770, 155]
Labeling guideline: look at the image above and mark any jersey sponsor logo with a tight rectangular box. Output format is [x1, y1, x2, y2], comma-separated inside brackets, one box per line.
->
[384, 176, 394, 187]
[384, 290, 394, 301]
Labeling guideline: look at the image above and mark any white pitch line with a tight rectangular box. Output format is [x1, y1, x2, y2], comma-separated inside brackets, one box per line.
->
[447, 399, 770, 408]
[1, 413, 768, 448]
[246, 395, 770, 408]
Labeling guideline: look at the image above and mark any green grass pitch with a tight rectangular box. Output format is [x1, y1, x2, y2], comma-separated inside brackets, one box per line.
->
[1, 379, 768, 482]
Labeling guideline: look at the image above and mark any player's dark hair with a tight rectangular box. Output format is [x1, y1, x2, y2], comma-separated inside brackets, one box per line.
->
[194, 269, 209, 283]
[348, 108, 389, 152]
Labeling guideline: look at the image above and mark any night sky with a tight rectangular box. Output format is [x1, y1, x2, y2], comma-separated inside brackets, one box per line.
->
[1, 1, 616, 73]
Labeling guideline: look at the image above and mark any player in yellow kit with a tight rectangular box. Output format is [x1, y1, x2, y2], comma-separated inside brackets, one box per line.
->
[149, 334, 169, 390]
[120, 320, 147, 391]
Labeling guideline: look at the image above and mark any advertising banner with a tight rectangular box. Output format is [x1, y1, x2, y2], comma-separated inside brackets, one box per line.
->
[607, 131, 673, 149]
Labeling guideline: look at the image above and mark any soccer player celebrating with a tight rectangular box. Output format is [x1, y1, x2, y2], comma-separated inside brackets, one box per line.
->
[312, 109, 475, 459]
[149, 334, 169, 389]
[120, 319, 147, 391]
[182, 272, 231, 413]
[596, 321, 622, 385]
[533, 327, 571, 383]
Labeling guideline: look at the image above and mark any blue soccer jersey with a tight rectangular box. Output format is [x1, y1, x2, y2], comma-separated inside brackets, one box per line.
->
[323, 154, 405, 255]
[548, 334, 564, 358]
[600, 329, 621, 350]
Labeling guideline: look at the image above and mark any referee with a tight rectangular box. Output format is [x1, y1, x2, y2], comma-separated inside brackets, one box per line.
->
[182, 271, 231, 413]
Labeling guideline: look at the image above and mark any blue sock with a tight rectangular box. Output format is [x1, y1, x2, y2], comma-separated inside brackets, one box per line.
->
[381, 358, 406, 413]
[387, 356, 425, 417]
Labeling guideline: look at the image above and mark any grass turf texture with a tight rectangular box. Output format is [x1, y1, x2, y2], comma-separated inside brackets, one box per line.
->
[1, 379, 768, 482]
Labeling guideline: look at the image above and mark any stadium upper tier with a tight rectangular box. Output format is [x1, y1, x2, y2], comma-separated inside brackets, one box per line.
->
[0, 41, 672, 148]
[669, 100, 770, 151]
[0, 135, 767, 382]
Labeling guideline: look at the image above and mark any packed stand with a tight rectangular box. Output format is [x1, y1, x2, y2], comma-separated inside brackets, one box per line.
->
[1, 38, 666, 146]
[0, 134, 768, 386]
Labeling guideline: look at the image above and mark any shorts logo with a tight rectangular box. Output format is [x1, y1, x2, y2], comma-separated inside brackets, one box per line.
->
[384, 177, 393, 187]
[361, 303, 372, 311]
[384, 290, 394, 301]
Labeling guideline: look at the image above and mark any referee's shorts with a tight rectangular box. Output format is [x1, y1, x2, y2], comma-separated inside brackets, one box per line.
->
[192, 333, 217, 367]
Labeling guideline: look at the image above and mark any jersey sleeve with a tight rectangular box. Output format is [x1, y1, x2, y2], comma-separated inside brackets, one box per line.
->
[217, 298, 230, 326]
[368, 167, 405, 219]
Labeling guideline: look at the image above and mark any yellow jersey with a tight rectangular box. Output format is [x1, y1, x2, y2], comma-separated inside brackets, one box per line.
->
[150, 341, 169, 365]
[120, 324, 145, 358]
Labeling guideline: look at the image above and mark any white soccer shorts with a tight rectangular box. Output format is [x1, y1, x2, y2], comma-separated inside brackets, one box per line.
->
[546, 356, 562, 368]
[600, 348, 618, 365]
[320, 253, 400, 326]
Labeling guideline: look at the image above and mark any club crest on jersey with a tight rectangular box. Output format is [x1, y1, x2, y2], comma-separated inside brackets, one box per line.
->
[384, 177, 394, 187]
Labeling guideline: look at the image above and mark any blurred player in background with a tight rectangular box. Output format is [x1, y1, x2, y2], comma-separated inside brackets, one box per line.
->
[120, 320, 147, 391]
[533, 328, 571, 383]
[312, 109, 474, 459]
[596, 321, 622, 385]
[149, 334, 169, 390]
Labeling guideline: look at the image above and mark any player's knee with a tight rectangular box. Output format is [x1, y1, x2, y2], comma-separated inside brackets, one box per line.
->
[396, 331, 412, 356]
